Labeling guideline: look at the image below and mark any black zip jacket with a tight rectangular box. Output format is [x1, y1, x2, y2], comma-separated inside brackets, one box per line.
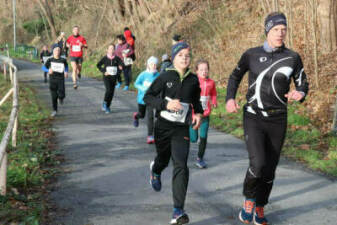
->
[226, 45, 309, 117]
[96, 55, 124, 76]
[40, 50, 51, 62]
[44, 57, 68, 79]
[144, 68, 203, 126]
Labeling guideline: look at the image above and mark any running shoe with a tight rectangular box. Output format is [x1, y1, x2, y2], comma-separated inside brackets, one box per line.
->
[115, 82, 121, 89]
[123, 86, 129, 91]
[50, 111, 57, 117]
[254, 206, 269, 225]
[133, 112, 139, 127]
[73, 84, 78, 90]
[195, 158, 207, 169]
[170, 208, 189, 225]
[102, 102, 107, 111]
[150, 161, 161, 192]
[239, 198, 255, 224]
[105, 107, 111, 114]
[147, 136, 155, 144]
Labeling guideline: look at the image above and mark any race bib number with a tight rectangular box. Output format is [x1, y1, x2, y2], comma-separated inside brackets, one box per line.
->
[143, 80, 152, 88]
[72, 45, 81, 52]
[124, 57, 133, 66]
[160, 97, 190, 123]
[42, 56, 50, 64]
[51, 62, 65, 73]
[106, 66, 117, 76]
[200, 96, 210, 110]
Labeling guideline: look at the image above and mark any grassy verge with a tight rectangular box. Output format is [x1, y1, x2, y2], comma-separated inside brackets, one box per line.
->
[0, 75, 58, 224]
[211, 88, 337, 177]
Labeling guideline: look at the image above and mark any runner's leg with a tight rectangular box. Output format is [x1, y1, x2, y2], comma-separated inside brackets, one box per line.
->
[77, 59, 82, 79]
[57, 78, 66, 101]
[71, 61, 78, 87]
[171, 126, 190, 209]
[136, 104, 146, 119]
[256, 117, 287, 206]
[198, 116, 209, 159]
[103, 76, 115, 108]
[242, 112, 266, 200]
[189, 126, 198, 143]
[146, 106, 154, 136]
[152, 122, 172, 175]
[49, 78, 58, 111]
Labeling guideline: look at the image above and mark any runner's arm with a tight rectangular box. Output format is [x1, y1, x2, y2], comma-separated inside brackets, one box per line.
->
[42, 59, 50, 72]
[134, 72, 145, 91]
[117, 56, 125, 69]
[125, 45, 134, 57]
[64, 61, 69, 73]
[211, 81, 217, 106]
[143, 76, 168, 111]
[225, 51, 249, 102]
[192, 80, 204, 115]
[66, 37, 71, 48]
[292, 54, 309, 102]
[96, 57, 106, 73]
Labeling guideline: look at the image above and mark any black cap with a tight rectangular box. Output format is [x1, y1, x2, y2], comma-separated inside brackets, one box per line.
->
[172, 34, 182, 42]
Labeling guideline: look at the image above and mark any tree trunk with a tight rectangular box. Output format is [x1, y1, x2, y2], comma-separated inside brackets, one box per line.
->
[311, 0, 319, 88]
[94, 0, 108, 48]
[273, 0, 279, 11]
[39, 12, 51, 42]
[317, 0, 337, 52]
[332, 94, 337, 133]
[36, 0, 57, 39]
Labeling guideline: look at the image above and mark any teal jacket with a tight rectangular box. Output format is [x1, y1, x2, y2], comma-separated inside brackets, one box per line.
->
[134, 70, 160, 105]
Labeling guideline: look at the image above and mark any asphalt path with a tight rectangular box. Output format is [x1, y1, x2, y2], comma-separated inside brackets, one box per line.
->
[14, 59, 337, 225]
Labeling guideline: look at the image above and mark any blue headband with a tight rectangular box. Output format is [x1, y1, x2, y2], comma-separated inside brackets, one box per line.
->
[265, 14, 287, 34]
[171, 42, 189, 62]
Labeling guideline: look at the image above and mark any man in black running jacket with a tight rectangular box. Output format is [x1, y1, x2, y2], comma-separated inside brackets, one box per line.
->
[226, 12, 309, 225]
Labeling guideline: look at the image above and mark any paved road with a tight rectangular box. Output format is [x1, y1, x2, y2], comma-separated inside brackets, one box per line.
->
[15, 59, 337, 225]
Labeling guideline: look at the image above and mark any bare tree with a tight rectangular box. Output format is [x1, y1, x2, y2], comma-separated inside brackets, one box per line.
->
[36, 0, 57, 39]
[94, 0, 108, 48]
[317, 0, 337, 52]
[311, 0, 319, 87]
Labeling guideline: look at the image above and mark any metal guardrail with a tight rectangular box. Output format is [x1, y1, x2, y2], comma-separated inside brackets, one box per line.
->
[0, 51, 19, 196]
[0, 43, 38, 59]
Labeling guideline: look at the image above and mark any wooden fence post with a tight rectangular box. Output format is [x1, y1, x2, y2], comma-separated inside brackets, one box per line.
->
[12, 116, 18, 148]
[3, 63, 7, 80]
[9, 66, 13, 84]
[0, 152, 7, 196]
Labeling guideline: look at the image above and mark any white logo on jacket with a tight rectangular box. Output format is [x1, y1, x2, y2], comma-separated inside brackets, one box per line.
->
[166, 82, 173, 88]
[259, 57, 267, 62]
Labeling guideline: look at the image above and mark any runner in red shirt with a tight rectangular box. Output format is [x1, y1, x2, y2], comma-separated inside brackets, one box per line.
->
[66, 26, 88, 89]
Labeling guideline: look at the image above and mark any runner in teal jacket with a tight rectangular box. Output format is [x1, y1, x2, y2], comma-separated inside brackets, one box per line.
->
[133, 56, 160, 144]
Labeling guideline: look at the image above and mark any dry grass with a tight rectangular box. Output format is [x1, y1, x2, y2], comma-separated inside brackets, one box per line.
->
[0, 0, 336, 133]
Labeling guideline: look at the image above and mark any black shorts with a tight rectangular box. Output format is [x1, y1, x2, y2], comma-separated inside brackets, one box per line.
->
[70, 57, 83, 64]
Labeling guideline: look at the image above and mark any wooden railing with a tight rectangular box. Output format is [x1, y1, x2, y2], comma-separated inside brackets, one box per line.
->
[0, 52, 19, 196]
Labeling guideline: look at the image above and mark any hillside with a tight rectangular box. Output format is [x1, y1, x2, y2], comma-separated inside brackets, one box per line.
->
[1, 0, 336, 154]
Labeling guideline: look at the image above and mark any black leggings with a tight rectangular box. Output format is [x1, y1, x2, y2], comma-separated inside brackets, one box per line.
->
[243, 111, 287, 206]
[49, 78, 65, 111]
[152, 120, 190, 209]
[123, 65, 132, 86]
[103, 75, 117, 108]
[135, 104, 155, 136]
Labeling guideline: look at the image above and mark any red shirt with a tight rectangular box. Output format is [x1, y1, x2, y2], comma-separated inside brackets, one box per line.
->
[66, 35, 87, 57]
